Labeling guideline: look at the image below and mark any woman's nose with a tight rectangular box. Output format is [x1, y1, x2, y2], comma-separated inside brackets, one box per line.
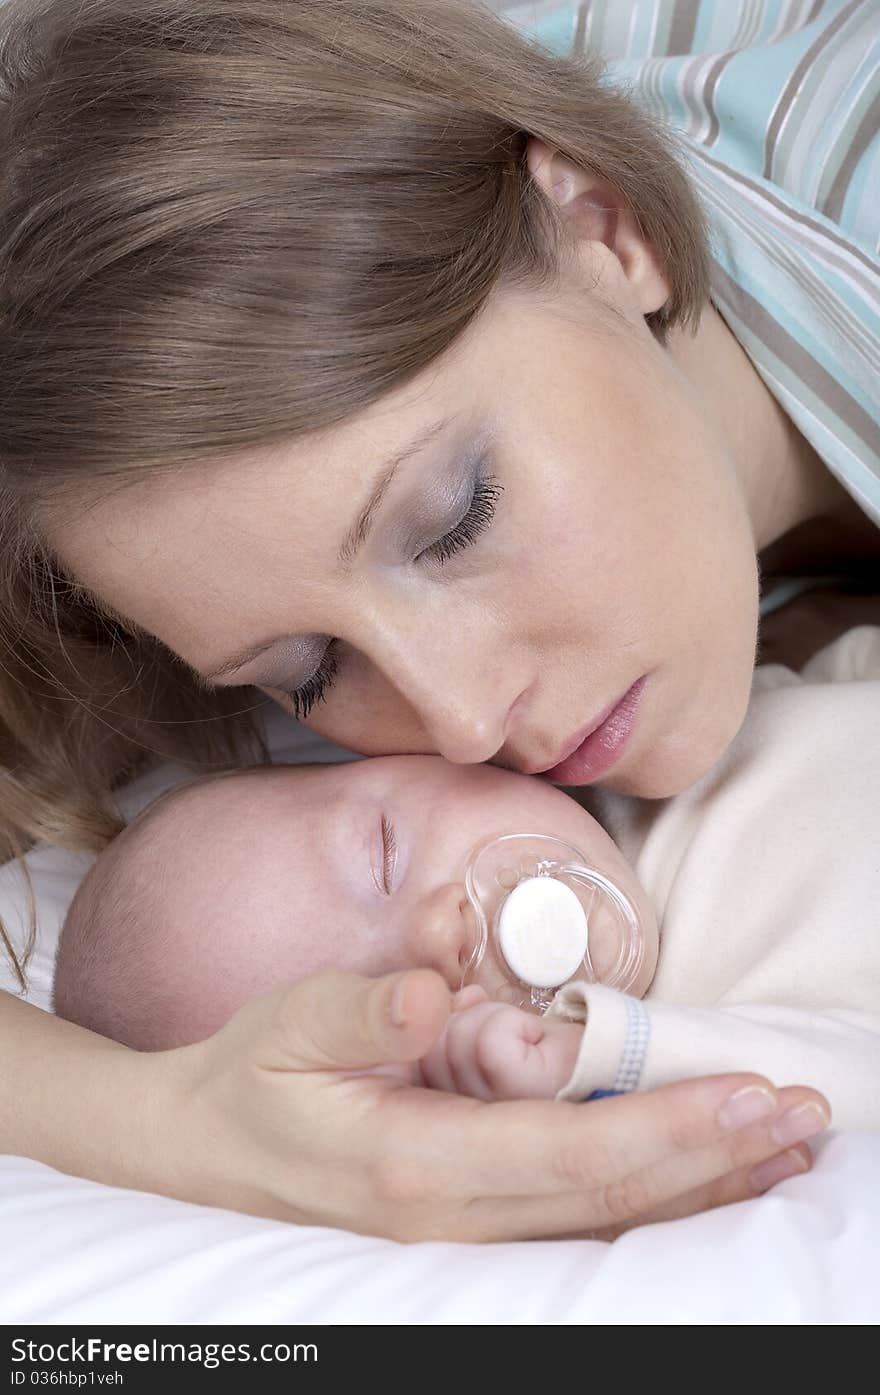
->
[363, 622, 526, 765]
[426, 704, 504, 765]
[409, 883, 478, 989]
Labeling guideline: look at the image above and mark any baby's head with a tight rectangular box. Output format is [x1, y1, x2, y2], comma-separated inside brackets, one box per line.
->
[53, 756, 658, 1049]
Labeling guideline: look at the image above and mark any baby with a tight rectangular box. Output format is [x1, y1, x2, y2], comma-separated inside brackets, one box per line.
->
[53, 629, 880, 1124]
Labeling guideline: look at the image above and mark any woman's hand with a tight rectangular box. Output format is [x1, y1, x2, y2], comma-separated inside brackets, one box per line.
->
[137, 968, 831, 1243]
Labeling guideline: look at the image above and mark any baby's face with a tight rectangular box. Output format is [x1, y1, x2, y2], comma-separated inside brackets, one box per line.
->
[144, 756, 658, 1041]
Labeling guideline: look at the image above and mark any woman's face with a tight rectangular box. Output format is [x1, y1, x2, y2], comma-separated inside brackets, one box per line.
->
[46, 177, 760, 799]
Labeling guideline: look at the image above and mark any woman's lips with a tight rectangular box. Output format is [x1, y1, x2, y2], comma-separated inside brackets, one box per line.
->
[536, 676, 648, 785]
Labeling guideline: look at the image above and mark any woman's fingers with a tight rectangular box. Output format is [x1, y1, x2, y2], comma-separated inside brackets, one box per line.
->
[378, 1075, 828, 1200]
[360, 1075, 830, 1241]
[582, 1083, 825, 1237]
[584, 1141, 814, 1241]
[454, 1122, 819, 1244]
[474, 1143, 813, 1243]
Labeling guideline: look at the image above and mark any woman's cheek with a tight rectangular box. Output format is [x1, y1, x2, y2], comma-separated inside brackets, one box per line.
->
[628, 594, 757, 798]
[304, 673, 428, 757]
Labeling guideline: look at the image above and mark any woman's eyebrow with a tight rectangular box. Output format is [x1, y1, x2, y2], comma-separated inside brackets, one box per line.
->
[204, 637, 280, 682]
[338, 414, 456, 567]
[204, 414, 457, 681]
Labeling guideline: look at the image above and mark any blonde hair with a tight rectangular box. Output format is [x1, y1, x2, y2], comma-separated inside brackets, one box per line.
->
[0, 0, 711, 982]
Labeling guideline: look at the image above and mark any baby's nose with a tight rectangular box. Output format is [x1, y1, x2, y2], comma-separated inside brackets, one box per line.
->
[411, 883, 478, 989]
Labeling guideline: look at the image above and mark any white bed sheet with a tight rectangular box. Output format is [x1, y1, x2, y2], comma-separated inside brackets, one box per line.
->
[1, 1132, 877, 1325]
[1, 705, 878, 1324]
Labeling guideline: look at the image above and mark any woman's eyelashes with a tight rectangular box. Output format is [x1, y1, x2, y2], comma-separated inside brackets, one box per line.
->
[280, 645, 340, 721]
[281, 463, 503, 718]
[417, 470, 503, 566]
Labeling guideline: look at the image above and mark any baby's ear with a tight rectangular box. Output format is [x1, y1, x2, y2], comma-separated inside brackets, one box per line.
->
[451, 985, 489, 1013]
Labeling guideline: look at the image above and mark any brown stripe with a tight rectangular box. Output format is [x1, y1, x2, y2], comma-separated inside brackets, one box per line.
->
[711, 0, 765, 114]
[698, 163, 880, 375]
[763, 0, 866, 180]
[573, 1, 591, 56]
[689, 140, 880, 282]
[822, 86, 880, 227]
[709, 260, 880, 457]
[698, 49, 741, 147]
[668, 0, 699, 55]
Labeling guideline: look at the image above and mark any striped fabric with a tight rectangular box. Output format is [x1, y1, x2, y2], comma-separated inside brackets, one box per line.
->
[491, 0, 880, 529]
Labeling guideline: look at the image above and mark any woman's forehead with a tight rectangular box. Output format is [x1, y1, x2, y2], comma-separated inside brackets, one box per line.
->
[47, 364, 463, 584]
[44, 283, 587, 571]
[41, 285, 638, 681]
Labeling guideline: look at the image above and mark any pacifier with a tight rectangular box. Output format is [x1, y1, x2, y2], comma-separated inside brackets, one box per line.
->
[461, 833, 645, 1011]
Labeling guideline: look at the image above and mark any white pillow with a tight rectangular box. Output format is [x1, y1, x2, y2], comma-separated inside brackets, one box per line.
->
[2, 704, 879, 1323]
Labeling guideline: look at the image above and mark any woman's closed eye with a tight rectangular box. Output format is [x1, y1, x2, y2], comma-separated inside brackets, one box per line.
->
[416, 470, 503, 565]
[280, 468, 503, 719]
[280, 646, 340, 721]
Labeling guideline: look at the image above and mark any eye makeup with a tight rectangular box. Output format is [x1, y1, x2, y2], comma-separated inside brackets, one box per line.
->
[280, 432, 503, 718]
[279, 645, 340, 721]
[417, 468, 502, 565]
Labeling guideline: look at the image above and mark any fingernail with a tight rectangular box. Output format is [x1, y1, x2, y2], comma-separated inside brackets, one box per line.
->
[750, 1148, 809, 1194]
[771, 1102, 829, 1147]
[717, 1085, 777, 1131]
[390, 976, 408, 1028]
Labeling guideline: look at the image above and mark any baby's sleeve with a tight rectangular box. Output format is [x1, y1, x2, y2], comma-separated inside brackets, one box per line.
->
[545, 983, 880, 1129]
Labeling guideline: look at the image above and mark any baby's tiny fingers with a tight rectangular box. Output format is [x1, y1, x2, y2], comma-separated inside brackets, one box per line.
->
[473, 1008, 550, 1100]
[451, 985, 490, 1013]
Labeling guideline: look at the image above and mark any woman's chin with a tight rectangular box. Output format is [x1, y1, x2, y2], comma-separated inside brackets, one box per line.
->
[602, 656, 754, 799]
[603, 711, 742, 799]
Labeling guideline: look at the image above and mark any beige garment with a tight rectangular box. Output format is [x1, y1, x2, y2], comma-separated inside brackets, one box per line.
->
[546, 627, 880, 1128]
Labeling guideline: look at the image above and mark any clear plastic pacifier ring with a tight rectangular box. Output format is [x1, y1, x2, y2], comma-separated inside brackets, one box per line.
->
[461, 832, 645, 1011]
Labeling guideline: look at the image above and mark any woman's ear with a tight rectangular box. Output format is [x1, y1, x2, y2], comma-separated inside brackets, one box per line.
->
[526, 136, 671, 317]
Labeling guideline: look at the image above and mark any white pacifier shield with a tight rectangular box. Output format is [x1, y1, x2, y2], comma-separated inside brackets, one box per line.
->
[497, 877, 588, 989]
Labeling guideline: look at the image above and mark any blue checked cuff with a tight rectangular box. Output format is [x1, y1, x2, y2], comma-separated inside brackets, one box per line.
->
[545, 982, 652, 1102]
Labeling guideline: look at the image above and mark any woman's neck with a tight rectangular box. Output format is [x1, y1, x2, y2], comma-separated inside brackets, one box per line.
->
[667, 298, 871, 570]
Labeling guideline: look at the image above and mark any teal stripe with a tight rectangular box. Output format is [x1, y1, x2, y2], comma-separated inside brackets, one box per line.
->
[842, 137, 880, 254]
[686, 163, 880, 407]
[628, 0, 663, 55]
[767, 0, 869, 188]
[815, 42, 880, 210]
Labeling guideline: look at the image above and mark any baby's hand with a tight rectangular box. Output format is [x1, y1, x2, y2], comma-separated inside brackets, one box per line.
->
[419, 987, 583, 1101]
